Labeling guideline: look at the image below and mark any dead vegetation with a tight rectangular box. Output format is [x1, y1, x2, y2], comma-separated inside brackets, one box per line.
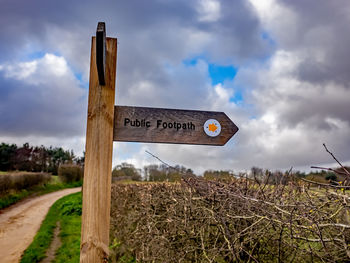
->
[110, 145, 350, 262]
[110, 176, 350, 262]
[0, 172, 51, 195]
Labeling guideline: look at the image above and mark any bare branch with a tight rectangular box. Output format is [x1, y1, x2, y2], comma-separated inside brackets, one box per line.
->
[145, 150, 177, 170]
[300, 178, 350, 189]
[323, 143, 350, 176]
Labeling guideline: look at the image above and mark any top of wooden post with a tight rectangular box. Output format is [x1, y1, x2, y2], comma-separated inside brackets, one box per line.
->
[96, 22, 106, 85]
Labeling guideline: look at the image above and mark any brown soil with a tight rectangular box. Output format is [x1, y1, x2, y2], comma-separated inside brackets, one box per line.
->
[41, 221, 62, 263]
[0, 187, 81, 263]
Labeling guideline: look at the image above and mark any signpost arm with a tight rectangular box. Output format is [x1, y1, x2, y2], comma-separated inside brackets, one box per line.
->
[80, 31, 117, 262]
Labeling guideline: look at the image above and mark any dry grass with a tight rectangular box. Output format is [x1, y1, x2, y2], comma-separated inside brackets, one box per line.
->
[0, 172, 51, 195]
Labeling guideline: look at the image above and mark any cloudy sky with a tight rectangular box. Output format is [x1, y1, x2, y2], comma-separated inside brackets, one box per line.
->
[0, 0, 349, 174]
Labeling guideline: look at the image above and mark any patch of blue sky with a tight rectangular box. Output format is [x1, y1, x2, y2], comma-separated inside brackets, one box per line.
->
[26, 51, 46, 60]
[230, 91, 243, 103]
[183, 56, 242, 104]
[182, 56, 239, 85]
[75, 72, 89, 90]
[208, 64, 238, 86]
[259, 31, 277, 63]
[75, 72, 83, 82]
[183, 58, 198, 66]
[182, 55, 205, 67]
[261, 31, 276, 47]
[26, 51, 62, 61]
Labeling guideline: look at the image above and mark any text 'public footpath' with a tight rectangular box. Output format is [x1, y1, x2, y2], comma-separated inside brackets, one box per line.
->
[124, 118, 195, 131]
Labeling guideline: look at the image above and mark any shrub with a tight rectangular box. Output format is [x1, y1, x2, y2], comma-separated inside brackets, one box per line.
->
[112, 163, 141, 181]
[0, 172, 51, 195]
[59, 195, 82, 216]
[325, 173, 337, 181]
[58, 164, 83, 183]
[0, 174, 12, 194]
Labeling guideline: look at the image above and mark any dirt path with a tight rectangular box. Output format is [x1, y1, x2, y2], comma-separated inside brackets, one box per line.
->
[0, 187, 81, 263]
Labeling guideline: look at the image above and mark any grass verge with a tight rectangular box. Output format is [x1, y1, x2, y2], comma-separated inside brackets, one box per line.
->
[21, 192, 82, 263]
[0, 177, 82, 210]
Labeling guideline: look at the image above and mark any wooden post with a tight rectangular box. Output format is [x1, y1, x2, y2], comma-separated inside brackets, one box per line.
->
[80, 36, 117, 262]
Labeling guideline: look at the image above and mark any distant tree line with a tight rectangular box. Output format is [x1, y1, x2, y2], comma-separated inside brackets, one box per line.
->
[112, 163, 196, 182]
[1, 141, 343, 183]
[0, 142, 84, 174]
[112, 162, 345, 184]
[143, 164, 195, 182]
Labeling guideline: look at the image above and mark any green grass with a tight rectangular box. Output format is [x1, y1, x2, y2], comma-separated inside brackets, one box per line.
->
[0, 178, 82, 210]
[50, 175, 61, 184]
[54, 215, 81, 262]
[0, 189, 32, 209]
[0, 171, 7, 175]
[21, 192, 82, 263]
[21, 190, 136, 263]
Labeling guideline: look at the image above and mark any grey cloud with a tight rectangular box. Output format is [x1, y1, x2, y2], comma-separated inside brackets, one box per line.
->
[0, 56, 86, 137]
[281, 91, 350, 130]
[278, 0, 350, 86]
[0, 0, 271, 69]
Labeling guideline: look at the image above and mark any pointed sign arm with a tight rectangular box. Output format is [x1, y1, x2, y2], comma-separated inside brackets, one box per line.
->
[113, 105, 238, 146]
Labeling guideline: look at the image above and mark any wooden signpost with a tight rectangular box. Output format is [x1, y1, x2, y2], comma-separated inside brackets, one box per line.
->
[80, 22, 117, 263]
[80, 22, 238, 263]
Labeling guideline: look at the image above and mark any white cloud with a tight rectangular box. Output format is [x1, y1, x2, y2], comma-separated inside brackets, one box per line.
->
[2, 61, 38, 80]
[197, 0, 221, 22]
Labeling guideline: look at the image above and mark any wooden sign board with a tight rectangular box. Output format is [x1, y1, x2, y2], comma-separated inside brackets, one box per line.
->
[113, 106, 238, 146]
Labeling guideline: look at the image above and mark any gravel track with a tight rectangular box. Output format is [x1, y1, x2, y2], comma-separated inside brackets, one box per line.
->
[0, 187, 81, 263]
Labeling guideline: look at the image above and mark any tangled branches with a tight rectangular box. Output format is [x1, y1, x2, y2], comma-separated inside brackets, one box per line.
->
[110, 176, 350, 263]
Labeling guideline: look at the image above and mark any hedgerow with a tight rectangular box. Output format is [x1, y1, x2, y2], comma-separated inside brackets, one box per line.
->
[110, 177, 350, 263]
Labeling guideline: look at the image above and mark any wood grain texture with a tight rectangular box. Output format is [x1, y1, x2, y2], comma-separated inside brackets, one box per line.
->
[80, 36, 117, 263]
[113, 106, 238, 146]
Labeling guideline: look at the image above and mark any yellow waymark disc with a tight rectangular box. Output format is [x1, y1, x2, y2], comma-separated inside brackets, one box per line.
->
[204, 119, 221, 137]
